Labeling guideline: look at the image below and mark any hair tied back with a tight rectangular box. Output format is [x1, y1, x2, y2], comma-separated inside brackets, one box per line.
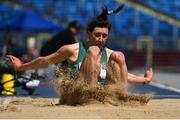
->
[98, 4, 124, 20]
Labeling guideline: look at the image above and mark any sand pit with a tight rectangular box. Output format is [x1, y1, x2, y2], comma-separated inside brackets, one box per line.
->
[52, 67, 152, 106]
[0, 97, 180, 119]
[52, 78, 152, 106]
[0, 68, 179, 119]
[0, 74, 179, 119]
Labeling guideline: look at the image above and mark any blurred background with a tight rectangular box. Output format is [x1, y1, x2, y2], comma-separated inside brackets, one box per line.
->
[0, 0, 180, 97]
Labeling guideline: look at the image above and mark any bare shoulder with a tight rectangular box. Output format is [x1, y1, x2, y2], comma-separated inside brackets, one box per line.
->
[57, 43, 79, 54]
[46, 43, 79, 63]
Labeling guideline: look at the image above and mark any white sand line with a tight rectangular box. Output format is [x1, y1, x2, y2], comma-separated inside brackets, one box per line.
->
[153, 95, 180, 98]
[149, 81, 180, 93]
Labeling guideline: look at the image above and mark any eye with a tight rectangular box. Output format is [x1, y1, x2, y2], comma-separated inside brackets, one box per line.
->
[102, 34, 107, 38]
[93, 32, 108, 38]
[94, 33, 101, 37]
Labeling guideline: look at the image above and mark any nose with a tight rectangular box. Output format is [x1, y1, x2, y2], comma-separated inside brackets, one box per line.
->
[98, 36, 103, 42]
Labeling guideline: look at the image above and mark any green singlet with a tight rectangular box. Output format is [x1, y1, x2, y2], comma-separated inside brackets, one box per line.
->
[70, 42, 107, 71]
[63, 42, 107, 85]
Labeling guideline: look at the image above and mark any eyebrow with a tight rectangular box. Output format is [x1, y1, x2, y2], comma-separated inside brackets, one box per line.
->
[93, 32, 108, 34]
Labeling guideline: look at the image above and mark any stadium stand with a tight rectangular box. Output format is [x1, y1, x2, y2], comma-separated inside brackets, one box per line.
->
[0, 0, 180, 66]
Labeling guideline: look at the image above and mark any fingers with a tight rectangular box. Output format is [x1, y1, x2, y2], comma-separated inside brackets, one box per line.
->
[146, 67, 152, 71]
[7, 55, 23, 71]
[8, 55, 22, 63]
[8, 55, 16, 61]
[149, 67, 152, 72]
[147, 68, 153, 81]
[146, 68, 153, 74]
[148, 68, 153, 75]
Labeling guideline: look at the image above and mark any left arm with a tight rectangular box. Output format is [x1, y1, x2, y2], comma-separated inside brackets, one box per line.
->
[128, 68, 153, 84]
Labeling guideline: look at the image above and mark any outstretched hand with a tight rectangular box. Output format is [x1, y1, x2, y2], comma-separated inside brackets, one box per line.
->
[144, 68, 153, 83]
[8, 55, 23, 71]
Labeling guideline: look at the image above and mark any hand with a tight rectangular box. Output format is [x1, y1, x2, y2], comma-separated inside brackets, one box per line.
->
[144, 68, 153, 83]
[8, 55, 23, 71]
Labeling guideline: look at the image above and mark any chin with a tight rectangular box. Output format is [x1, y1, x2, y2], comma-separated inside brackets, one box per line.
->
[97, 45, 103, 50]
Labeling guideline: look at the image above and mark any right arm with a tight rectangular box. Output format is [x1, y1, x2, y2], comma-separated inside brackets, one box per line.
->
[10, 45, 74, 71]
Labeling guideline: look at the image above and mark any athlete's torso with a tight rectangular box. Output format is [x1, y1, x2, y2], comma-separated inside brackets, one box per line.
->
[70, 42, 107, 70]
[62, 42, 113, 85]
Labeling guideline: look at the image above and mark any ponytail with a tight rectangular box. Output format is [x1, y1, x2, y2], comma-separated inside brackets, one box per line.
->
[98, 4, 124, 20]
[87, 4, 124, 33]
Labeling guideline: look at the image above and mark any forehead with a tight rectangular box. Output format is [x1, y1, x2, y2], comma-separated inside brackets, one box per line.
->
[93, 27, 109, 33]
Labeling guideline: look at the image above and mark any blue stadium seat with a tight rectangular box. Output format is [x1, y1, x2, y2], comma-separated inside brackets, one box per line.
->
[2, 0, 179, 50]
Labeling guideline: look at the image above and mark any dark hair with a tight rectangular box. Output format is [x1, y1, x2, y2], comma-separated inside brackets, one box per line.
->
[86, 5, 124, 33]
[87, 7, 111, 33]
[68, 21, 81, 30]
